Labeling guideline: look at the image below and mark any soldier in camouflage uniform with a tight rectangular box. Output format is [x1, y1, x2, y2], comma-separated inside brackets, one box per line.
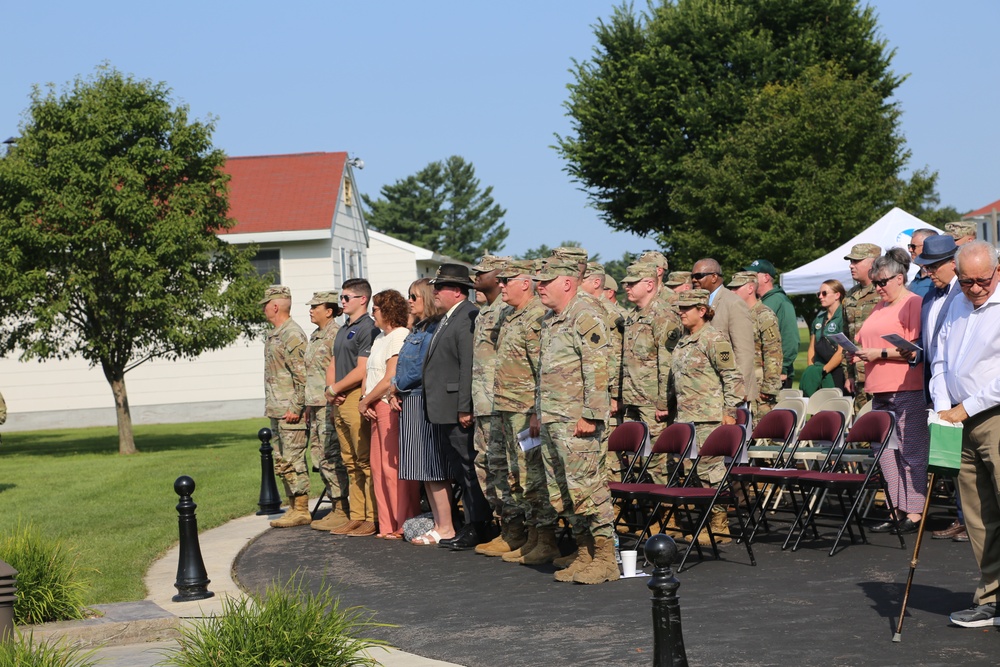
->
[946, 220, 977, 246]
[471, 254, 512, 528]
[671, 289, 746, 544]
[841, 243, 882, 411]
[638, 250, 679, 306]
[535, 252, 618, 584]
[579, 259, 626, 422]
[728, 272, 782, 422]
[666, 271, 693, 293]
[261, 285, 311, 528]
[302, 290, 351, 532]
[620, 261, 682, 484]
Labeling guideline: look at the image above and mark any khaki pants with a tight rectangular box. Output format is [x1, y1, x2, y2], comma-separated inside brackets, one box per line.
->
[958, 407, 1000, 606]
[334, 389, 375, 523]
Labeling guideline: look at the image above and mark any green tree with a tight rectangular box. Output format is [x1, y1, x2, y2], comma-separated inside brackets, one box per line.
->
[0, 66, 267, 454]
[557, 0, 929, 268]
[363, 156, 508, 263]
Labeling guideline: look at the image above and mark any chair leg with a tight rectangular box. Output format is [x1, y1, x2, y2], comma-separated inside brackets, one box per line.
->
[310, 486, 332, 520]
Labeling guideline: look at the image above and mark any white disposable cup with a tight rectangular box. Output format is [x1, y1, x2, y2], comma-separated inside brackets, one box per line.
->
[621, 549, 638, 577]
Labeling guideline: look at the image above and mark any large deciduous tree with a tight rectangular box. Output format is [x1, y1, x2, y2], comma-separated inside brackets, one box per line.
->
[557, 0, 934, 270]
[0, 66, 267, 454]
[363, 156, 508, 263]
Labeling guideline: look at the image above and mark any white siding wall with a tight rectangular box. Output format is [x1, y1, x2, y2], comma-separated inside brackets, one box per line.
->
[367, 237, 420, 297]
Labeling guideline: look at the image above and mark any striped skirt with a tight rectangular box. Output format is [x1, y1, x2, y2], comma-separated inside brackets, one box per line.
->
[872, 389, 930, 515]
[398, 387, 449, 482]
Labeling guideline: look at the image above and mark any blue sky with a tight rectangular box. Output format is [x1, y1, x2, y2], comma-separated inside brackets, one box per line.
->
[3, 1, 997, 263]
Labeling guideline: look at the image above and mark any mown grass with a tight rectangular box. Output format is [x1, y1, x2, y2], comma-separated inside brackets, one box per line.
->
[0, 418, 308, 605]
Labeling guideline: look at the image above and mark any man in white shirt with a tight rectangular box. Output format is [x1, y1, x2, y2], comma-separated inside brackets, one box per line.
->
[930, 241, 1000, 627]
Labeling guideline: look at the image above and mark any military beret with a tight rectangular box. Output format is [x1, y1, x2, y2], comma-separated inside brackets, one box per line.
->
[665, 271, 691, 287]
[306, 290, 341, 306]
[843, 243, 882, 261]
[676, 289, 710, 308]
[744, 259, 777, 277]
[472, 254, 512, 273]
[498, 259, 537, 279]
[259, 284, 291, 305]
[727, 271, 759, 288]
[945, 221, 977, 239]
[638, 250, 669, 270]
[622, 262, 657, 284]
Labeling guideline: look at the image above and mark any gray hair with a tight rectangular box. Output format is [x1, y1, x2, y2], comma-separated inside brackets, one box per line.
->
[912, 228, 939, 243]
[869, 247, 911, 284]
[955, 240, 1000, 274]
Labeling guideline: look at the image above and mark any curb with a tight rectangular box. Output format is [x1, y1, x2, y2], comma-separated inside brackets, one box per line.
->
[22, 601, 178, 649]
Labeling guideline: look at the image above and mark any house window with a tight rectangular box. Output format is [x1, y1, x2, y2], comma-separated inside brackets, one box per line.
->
[250, 249, 281, 283]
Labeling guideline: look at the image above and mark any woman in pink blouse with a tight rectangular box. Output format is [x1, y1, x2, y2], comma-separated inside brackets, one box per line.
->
[852, 247, 928, 535]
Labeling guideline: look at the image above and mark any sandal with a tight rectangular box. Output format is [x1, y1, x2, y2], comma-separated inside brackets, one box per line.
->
[410, 529, 443, 545]
[383, 532, 403, 540]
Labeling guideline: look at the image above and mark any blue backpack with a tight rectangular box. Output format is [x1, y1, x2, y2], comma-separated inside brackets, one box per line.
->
[394, 321, 438, 392]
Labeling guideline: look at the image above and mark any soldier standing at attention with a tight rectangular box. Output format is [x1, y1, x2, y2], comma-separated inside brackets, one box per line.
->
[638, 250, 678, 307]
[841, 244, 882, 411]
[728, 272, 783, 421]
[666, 271, 693, 293]
[946, 220, 977, 246]
[746, 259, 799, 389]
[620, 261, 682, 483]
[471, 254, 511, 539]
[535, 251, 618, 585]
[261, 285, 311, 528]
[579, 259, 625, 422]
[303, 291, 351, 533]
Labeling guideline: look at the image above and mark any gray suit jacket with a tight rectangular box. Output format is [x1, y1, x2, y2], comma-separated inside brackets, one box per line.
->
[423, 299, 479, 424]
[711, 287, 757, 401]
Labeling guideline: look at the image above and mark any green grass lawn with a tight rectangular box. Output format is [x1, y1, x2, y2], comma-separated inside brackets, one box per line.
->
[0, 418, 308, 605]
[793, 325, 810, 387]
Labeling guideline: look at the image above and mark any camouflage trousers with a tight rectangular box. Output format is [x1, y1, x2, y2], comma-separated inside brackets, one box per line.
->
[623, 405, 669, 485]
[496, 411, 557, 528]
[474, 415, 503, 520]
[306, 405, 349, 499]
[690, 422, 727, 517]
[269, 417, 309, 498]
[754, 397, 775, 427]
[540, 420, 615, 540]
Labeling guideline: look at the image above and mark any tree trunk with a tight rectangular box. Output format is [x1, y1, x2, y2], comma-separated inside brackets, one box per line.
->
[110, 376, 138, 455]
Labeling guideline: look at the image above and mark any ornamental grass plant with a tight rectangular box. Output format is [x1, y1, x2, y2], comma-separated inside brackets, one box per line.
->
[161, 574, 387, 667]
[0, 632, 97, 667]
[0, 523, 87, 625]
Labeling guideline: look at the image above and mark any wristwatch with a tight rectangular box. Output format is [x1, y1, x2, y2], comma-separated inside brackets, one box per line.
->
[880, 349, 888, 359]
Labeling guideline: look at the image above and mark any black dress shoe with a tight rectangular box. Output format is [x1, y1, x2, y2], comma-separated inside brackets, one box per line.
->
[891, 518, 920, 535]
[438, 524, 472, 549]
[869, 520, 895, 533]
[449, 524, 487, 551]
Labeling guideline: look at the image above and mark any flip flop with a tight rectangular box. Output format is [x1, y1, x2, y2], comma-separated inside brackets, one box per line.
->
[383, 532, 403, 540]
[410, 529, 443, 545]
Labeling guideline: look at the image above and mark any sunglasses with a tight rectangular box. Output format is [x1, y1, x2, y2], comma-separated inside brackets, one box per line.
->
[691, 272, 718, 280]
[958, 275, 996, 289]
[408, 293, 419, 301]
[907, 244, 919, 252]
[872, 275, 900, 288]
[340, 294, 363, 302]
[817, 291, 831, 297]
[498, 277, 530, 285]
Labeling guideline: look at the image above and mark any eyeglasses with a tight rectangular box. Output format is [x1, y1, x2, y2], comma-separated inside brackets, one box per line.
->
[498, 277, 530, 285]
[340, 294, 363, 302]
[907, 244, 920, 252]
[691, 272, 717, 280]
[817, 291, 831, 297]
[872, 275, 900, 288]
[958, 274, 996, 289]
[408, 293, 419, 301]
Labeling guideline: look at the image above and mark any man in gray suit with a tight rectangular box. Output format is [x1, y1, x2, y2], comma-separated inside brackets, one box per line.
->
[423, 263, 491, 550]
[692, 258, 756, 403]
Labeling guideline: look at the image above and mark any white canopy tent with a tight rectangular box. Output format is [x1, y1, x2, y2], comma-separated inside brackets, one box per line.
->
[780, 207, 939, 295]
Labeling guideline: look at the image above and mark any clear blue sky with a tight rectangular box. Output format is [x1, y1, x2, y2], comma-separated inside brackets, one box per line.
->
[3, 1, 997, 263]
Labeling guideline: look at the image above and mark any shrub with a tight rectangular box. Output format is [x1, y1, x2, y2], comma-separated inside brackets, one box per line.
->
[0, 523, 88, 625]
[0, 631, 97, 667]
[161, 574, 388, 667]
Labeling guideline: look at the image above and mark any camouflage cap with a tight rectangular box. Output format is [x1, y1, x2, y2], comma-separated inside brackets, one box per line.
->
[472, 253, 512, 273]
[604, 276, 618, 292]
[665, 271, 691, 287]
[498, 259, 537, 279]
[727, 271, 759, 288]
[676, 288, 710, 308]
[843, 243, 881, 261]
[744, 258, 776, 277]
[622, 261, 657, 284]
[638, 250, 668, 270]
[259, 284, 291, 305]
[306, 290, 340, 306]
[945, 221, 977, 239]
[536, 256, 582, 281]
[552, 246, 589, 266]
[584, 261, 606, 277]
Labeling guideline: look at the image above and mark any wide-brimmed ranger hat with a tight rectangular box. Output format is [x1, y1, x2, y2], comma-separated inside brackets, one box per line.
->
[429, 264, 475, 289]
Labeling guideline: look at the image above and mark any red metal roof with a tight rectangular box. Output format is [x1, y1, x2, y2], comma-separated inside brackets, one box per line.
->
[964, 198, 1000, 218]
[221, 152, 346, 234]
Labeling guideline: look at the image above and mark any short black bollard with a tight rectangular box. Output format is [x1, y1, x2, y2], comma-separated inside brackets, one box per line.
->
[172, 476, 215, 602]
[0, 559, 16, 643]
[645, 534, 688, 667]
[256, 427, 283, 516]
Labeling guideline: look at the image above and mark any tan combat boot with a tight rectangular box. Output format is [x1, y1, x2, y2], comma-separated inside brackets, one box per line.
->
[477, 519, 527, 557]
[270, 495, 312, 528]
[552, 548, 578, 570]
[502, 525, 538, 563]
[554, 534, 594, 582]
[696, 511, 732, 546]
[573, 536, 620, 585]
[519, 526, 560, 565]
[663, 512, 686, 538]
[310, 498, 350, 531]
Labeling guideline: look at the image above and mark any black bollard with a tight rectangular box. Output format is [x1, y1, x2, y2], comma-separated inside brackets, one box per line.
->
[256, 427, 283, 516]
[0, 559, 15, 643]
[172, 476, 215, 602]
[645, 534, 688, 667]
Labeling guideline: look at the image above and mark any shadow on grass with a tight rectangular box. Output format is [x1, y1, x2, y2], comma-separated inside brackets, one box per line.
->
[0, 483, 16, 494]
[1, 419, 268, 457]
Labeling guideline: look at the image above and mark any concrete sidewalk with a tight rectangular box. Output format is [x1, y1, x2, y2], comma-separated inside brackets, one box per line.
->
[29, 512, 458, 666]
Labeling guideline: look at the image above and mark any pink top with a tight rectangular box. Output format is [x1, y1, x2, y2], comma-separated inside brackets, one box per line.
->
[856, 292, 924, 394]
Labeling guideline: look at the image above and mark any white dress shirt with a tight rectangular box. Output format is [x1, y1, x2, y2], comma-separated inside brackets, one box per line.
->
[930, 285, 1000, 416]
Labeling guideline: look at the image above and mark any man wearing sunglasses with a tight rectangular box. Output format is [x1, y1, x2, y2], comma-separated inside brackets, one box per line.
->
[931, 241, 1000, 628]
[907, 228, 939, 299]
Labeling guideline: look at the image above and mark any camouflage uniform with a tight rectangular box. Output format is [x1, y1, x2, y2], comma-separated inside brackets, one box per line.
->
[305, 313, 349, 500]
[493, 289, 557, 529]
[263, 298, 309, 498]
[537, 288, 614, 541]
[842, 282, 880, 409]
[749, 300, 783, 419]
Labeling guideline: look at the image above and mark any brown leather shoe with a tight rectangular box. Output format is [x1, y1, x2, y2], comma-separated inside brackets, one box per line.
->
[346, 520, 376, 537]
[953, 528, 969, 542]
[932, 519, 965, 540]
[331, 520, 361, 535]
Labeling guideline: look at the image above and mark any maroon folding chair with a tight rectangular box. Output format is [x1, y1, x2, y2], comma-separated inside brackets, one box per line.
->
[783, 410, 904, 555]
[608, 420, 649, 484]
[637, 423, 755, 572]
[727, 408, 798, 536]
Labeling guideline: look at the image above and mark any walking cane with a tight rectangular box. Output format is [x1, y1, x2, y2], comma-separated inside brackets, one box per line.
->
[892, 471, 935, 642]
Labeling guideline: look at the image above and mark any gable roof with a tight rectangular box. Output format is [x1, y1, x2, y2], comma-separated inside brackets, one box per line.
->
[964, 198, 1000, 219]
[221, 152, 346, 235]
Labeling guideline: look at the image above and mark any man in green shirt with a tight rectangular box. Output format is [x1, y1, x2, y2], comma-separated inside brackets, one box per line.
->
[746, 259, 799, 388]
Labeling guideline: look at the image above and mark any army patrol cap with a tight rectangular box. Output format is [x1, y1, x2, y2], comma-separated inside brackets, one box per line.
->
[604, 276, 618, 292]
[536, 256, 582, 281]
[472, 254, 512, 274]
[306, 290, 341, 306]
[945, 221, 976, 239]
[498, 259, 537, 279]
[665, 271, 691, 287]
[744, 259, 777, 277]
[551, 246, 589, 268]
[676, 288, 710, 308]
[727, 271, 759, 288]
[638, 250, 669, 270]
[259, 284, 291, 305]
[843, 243, 881, 261]
[622, 261, 657, 284]
[584, 261, 606, 277]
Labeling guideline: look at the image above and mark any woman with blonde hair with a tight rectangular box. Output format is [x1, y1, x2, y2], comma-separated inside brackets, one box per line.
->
[801, 279, 847, 396]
